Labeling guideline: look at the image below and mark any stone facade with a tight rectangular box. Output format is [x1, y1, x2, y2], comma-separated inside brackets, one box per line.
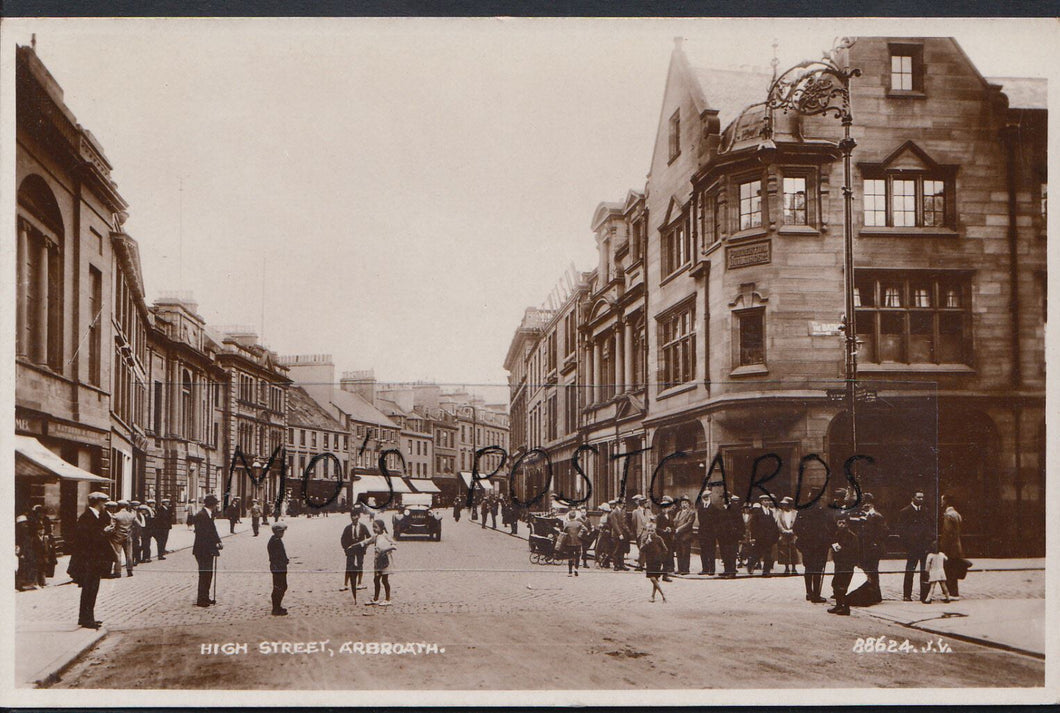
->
[505, 36, 1046, 556]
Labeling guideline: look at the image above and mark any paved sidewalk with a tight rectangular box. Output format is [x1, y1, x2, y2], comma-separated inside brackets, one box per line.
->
[469, 517, 1047, 659]
[16, 522, 243, 688]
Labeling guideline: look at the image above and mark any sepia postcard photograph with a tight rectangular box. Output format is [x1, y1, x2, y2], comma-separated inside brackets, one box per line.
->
[0, 15, 1056, 706]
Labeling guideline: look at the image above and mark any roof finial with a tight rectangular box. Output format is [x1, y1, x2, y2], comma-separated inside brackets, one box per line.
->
[31, 33, 37, 51]
[770, 38, 779, 82]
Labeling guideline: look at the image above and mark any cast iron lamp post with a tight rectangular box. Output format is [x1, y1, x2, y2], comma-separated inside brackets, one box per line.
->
[759, 38, 862, 455]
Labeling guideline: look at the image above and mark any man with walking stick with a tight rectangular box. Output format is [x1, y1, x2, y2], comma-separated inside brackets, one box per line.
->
[193, 494, 223, 607]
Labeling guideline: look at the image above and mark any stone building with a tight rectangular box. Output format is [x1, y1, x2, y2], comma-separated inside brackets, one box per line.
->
[505, 36, 1046, 556]
[286, 385, 350, 511]
[144, 294, 227, 524]
[218, 329, 290, 512]
[14, 43, 133, 541]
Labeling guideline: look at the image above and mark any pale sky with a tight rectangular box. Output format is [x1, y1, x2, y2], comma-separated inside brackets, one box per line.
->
[3, 18, 1054, 399]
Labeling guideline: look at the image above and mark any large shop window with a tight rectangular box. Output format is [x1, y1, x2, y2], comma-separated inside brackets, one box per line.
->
[862, 171, 952, 229]
[854, 271, 971, 365]
[658, 301, 696, 389]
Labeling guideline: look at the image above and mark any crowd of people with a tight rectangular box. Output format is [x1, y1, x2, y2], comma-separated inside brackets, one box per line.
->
[455, 486, 968, 612]
[43, 482, 967, 629]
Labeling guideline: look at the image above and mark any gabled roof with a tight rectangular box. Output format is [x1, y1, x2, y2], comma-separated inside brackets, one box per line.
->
[331, 388, 398, 430]
[988, 76, 1047, 110]
[288, 386, 345, 432]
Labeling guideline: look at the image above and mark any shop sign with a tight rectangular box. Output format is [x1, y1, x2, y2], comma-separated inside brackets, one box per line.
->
[15, 414, 45, 435]
[48, 420, 104, 445]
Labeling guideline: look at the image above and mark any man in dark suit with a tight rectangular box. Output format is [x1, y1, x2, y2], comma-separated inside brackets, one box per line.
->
[67, 492, 112, 629]
[856, 493, 888, 604]
[192, 494, 223, 607]
[695, 493, 723, 575]
[828, 516, 860, 616]
[896, 490, 933, 601]
[794, 496, 831, 603]
[718, 496, 743, 577]
[152, 498, 174, 559]
[268, 522, 290, 615]
[610, 500, 632, 571]
[748, 495, 780, 576]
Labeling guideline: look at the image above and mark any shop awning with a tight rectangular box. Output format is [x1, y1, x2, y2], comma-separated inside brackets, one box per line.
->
[15, 435, 111, 483]
[407, 478, 440, 494]
[351, 474, 412, 494]
[459, 471, 493, 490]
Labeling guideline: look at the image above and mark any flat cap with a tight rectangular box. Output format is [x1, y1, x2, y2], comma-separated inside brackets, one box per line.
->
[88, 491, 109, 501]
[271, 521, 288, 531]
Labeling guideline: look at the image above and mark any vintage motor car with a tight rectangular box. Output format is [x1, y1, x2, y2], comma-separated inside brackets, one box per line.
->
[392, 494, 442, 541]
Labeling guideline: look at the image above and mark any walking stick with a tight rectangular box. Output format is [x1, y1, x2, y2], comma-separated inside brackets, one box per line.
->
[212, 554, 218, 603]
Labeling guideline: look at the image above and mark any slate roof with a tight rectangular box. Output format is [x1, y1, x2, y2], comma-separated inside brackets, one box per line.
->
[331, 388, 398, 429]
[988, 76, 1047, 110]
[287, 385, 345, 432]
[688, 65, 774, 131]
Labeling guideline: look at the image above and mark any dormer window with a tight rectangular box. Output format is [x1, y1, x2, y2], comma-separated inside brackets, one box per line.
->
[860, 142, 956, 230]
[891, 54, 913, 90]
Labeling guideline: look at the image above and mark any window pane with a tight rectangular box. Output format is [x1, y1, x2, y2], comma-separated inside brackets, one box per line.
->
[863, 179, 886, 226]
[739, 180, 762, 230]
[783, 176, 807, 225]
[855, 311, 876, 363]
[923, 179, 946, 226]
[938, 313, 964, 362]
[879, 312, 904, 362]
[912, 283, 932, 308]
[909, 312, 934, 363]
[739, 311, 765, 366]
[891, 54, 913, 90]
[883, 284, 902, 308]
[892, 179, 916, 226]
[854, 274, 876, 307]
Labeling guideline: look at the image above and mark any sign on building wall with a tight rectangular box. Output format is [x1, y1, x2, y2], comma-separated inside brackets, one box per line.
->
[726, 240, 771, 270]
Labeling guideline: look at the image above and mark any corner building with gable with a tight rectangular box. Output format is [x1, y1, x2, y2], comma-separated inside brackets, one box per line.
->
[507, 36, 1046, 557]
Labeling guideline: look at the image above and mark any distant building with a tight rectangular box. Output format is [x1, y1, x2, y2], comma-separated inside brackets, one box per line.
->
[145, 294, 227, 524]
[286, 385, 350, 511]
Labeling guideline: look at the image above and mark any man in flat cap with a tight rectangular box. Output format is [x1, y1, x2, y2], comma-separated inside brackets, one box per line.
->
[268, 521, 290, 615]
[192, 494, 223, 607]
[106, 500, 135, 578]
[68, 492, 112, 629]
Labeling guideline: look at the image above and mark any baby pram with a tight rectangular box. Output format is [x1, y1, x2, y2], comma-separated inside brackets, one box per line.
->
[528, 514, 563, 564]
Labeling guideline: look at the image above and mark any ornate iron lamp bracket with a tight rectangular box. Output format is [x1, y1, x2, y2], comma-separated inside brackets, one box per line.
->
[762, 38, 862, 140]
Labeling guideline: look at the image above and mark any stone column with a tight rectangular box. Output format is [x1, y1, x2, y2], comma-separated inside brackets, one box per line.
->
[36, 239, 49, 363]
[592, 338, 601, 404]
[624, 320, 634, 391]
[615, 321, 625, 395]
[17, 222, 29, 357]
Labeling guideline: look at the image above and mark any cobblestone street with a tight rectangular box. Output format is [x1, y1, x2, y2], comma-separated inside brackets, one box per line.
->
[17, 512, 1044, 689]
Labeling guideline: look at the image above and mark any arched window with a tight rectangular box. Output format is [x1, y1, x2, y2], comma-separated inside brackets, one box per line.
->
[17, 175, 64, 369]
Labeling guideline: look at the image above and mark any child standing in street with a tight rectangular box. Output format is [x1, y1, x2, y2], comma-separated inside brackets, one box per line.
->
[268, 522, 290, 615]
[923, 541, 951, 603]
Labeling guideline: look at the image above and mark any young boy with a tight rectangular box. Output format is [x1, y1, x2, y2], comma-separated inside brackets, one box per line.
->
[268, 522, 290, 615]
[923, 541, 951, 603]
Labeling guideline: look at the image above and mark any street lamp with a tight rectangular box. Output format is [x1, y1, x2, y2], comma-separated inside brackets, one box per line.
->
[760, 38, 862, 456]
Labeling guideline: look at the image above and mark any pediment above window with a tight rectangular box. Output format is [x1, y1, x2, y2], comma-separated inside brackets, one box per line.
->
[728, 282, 768, 309]
[860, 140, 955, 176]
